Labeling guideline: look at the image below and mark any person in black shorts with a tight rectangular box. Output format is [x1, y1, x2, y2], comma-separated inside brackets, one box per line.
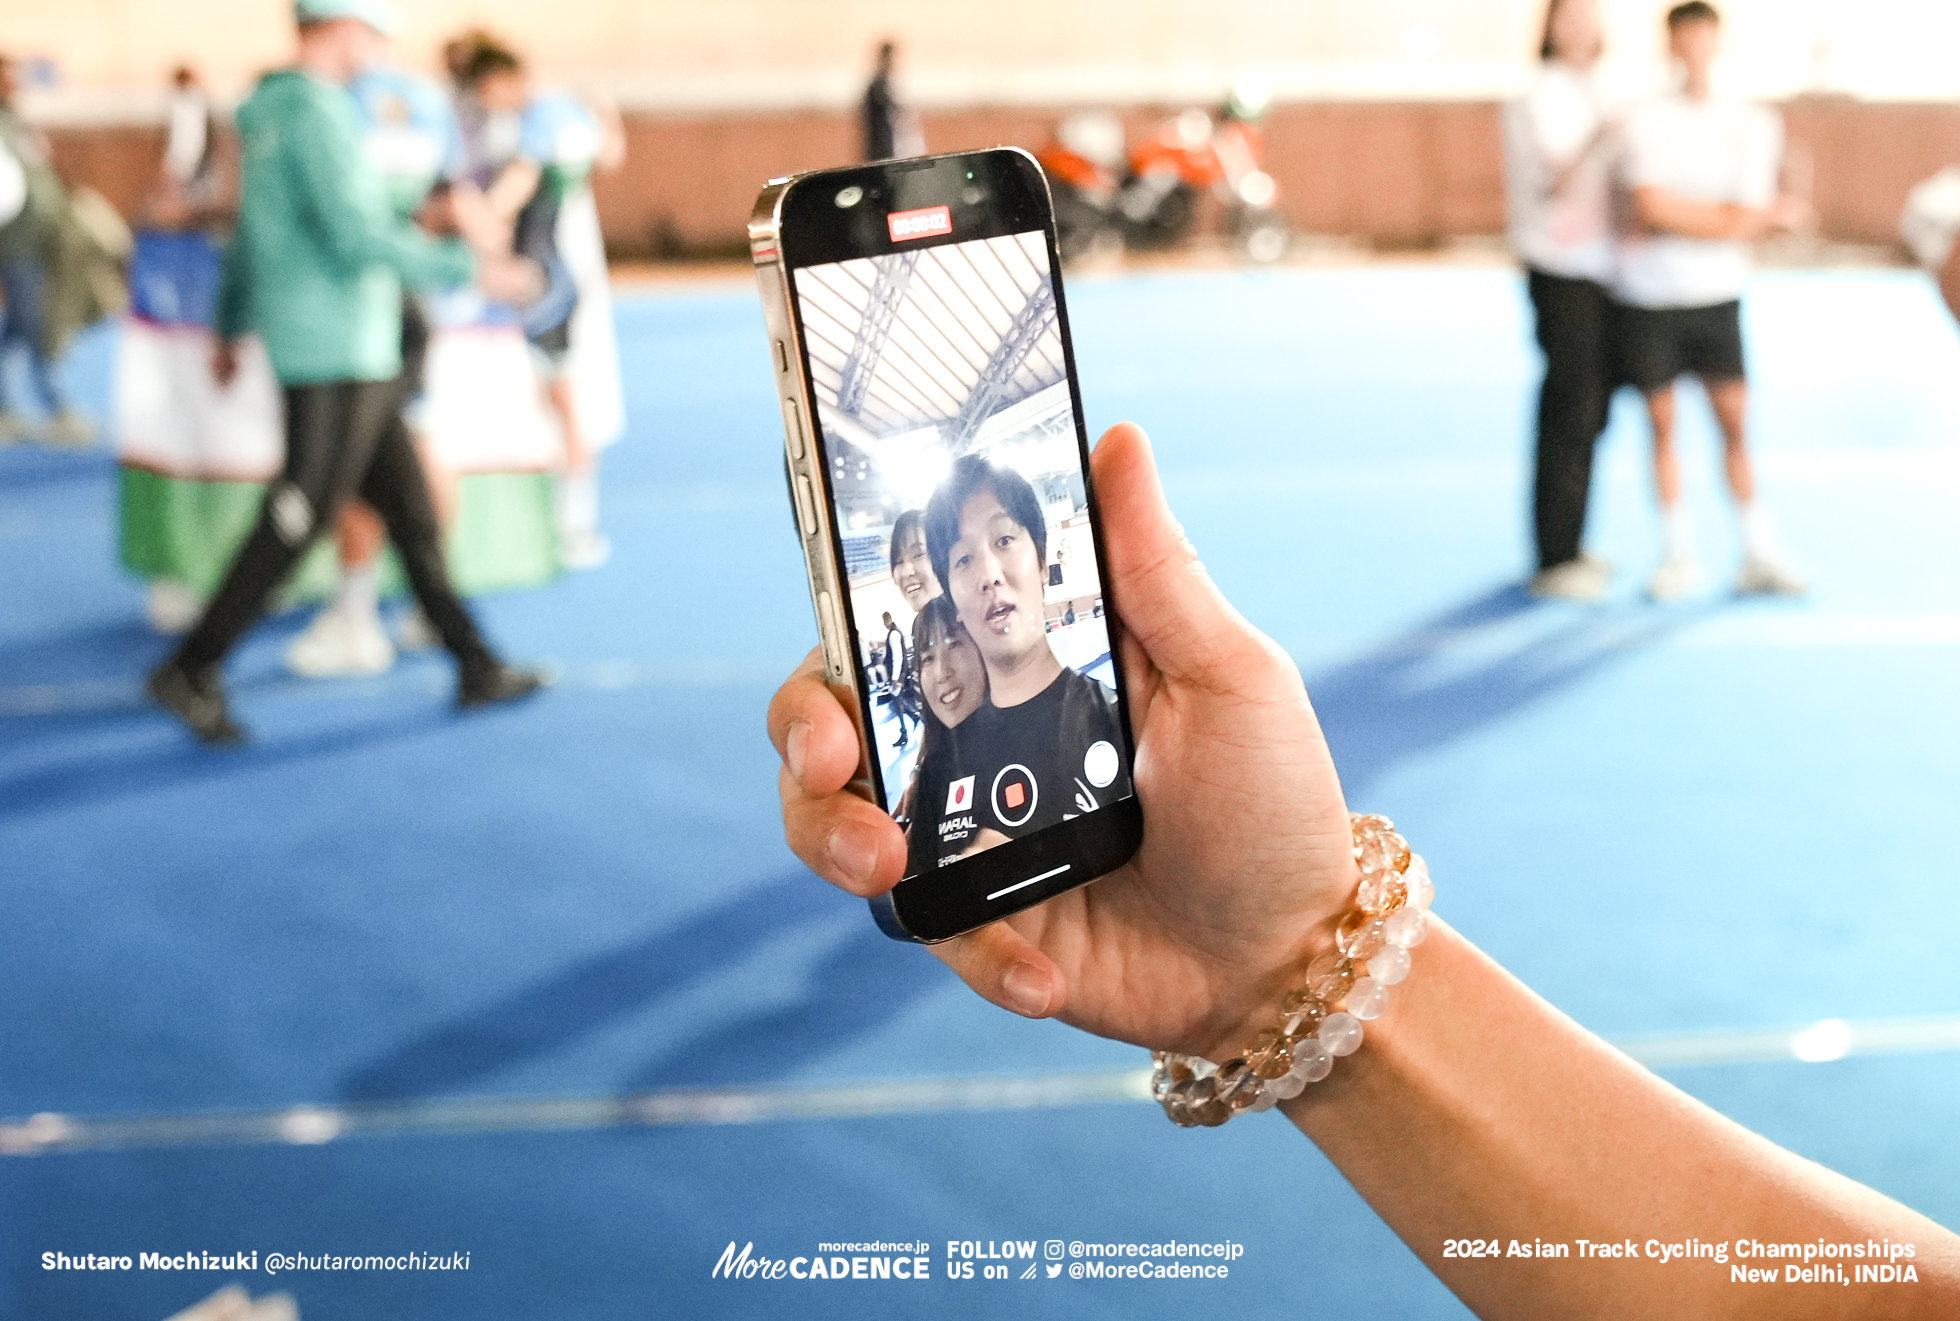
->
[1612, 2, 1808, 599]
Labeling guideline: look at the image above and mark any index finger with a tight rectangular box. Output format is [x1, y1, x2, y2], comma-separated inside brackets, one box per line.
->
[764, 647, 908, 896]
[766, 646, 861, 799]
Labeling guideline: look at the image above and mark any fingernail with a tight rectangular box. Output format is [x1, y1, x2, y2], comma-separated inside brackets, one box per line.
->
[1000, 963, 1051, 1018]
[785, 719, 811, 784]
[828, 819, 879, 888]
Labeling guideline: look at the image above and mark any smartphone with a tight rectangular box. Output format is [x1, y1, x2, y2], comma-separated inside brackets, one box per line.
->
[751, 147, 1143, 943]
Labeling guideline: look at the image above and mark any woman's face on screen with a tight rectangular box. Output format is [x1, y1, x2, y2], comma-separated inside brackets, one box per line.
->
[891, 524, 938, 612]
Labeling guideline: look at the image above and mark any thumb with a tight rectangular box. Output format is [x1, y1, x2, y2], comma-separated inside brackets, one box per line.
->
[1089, 422, 1270, 686]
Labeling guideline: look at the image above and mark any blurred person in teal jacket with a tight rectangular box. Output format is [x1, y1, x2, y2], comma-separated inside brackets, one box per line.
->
[148, 0, 546, 744]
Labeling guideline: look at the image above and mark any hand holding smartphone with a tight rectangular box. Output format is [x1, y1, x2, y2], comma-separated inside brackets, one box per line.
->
[752, 149, 1143, 942]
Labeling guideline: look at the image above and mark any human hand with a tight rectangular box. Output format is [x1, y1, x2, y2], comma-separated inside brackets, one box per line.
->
[446, 182, 513, 257]
[1766, 192, 1814, 235]
[477, 254, 544, 306]
[413, 184, 459, 237]
[766, 423, 1358, 1061]
[210, 339, 240, 388]
[146, 179, 195, 231]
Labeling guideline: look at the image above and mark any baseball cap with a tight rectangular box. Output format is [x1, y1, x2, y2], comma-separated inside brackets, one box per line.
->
[293, 0, 397, 35]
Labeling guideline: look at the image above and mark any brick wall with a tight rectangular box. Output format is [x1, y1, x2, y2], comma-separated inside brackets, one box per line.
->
[47, 100, 1960, 259]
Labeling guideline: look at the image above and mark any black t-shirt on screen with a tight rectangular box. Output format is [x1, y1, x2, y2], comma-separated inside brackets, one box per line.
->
[903, 666, 1131, 877]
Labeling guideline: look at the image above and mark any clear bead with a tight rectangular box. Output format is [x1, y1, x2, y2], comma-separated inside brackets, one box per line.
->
[1349, 813, 1394, 845]
[1216, 1059, 1262, 1109]
[1170, 1076, 1212, 1108]
[1355, 868, 1407, 916]
[1366, 942, 1411, 986]
[1404, 856, 1434, 911]
[1306, 951, 1356, 1003]
[1280, 999, 1326, 1037]
[1267, 1069, 1308, 1099]
[1226, 1077, 1266, 1112]
[1356, 829, 1409, 876]
[1336, 909, 1389, 958]
[1252, 1040, 1294, 1080]
[1245, 1028, 1281, 1072]
[1319, 1011, 1364, 1056]
[1383, 907, 1428, 949]
[1347, 975, 1388, 1020]
[1195, 1097, 1232, 1127]
[1249, 1087, 1279, 1112]
[1289, 1038, 1334, 1082]
[1188, 1056, 1220, 1079]
[1166, 1077, 1204, 1126]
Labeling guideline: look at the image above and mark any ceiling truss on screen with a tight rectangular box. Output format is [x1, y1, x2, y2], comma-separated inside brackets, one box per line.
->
[950, 279, 1055, 452]
[794, 232, 1066, 445]
[836, 251, 917, 419]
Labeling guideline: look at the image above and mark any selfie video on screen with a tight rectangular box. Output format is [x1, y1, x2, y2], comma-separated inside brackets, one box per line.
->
[792, 231, 1133, 878]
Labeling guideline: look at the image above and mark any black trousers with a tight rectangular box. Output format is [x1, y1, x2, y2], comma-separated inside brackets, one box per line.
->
[1527, 267, 1613, 570]
[173, 369, 494, 677]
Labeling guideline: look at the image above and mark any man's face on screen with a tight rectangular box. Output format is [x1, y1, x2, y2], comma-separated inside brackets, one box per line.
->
[948, 487, 1045, 669]
[918, 620, 985, 728]
[891, 524, 938, 611]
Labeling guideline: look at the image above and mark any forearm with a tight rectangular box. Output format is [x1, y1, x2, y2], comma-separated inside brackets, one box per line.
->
[1939, 242, 1960, 325]
[1632, 186, 1763, 241]
[485, 160, 541, 222]
[1543, 125, 1607, 200]
[290, 134, 473, 293]
[1283, 920, 1960, 1320]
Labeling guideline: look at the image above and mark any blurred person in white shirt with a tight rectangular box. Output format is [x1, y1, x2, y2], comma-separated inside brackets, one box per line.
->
[1613, 1, 1810, 600]
[1504, 0, 1617, 601]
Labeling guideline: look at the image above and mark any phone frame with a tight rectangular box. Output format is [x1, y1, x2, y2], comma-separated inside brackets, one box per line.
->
[751, 147, 1143, 943]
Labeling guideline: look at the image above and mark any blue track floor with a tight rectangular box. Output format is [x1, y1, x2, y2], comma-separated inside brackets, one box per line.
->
[3, 264, 1958, 1320]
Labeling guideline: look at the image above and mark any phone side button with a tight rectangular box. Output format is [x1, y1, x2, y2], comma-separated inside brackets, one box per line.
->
[782, 397, 807, 461]
[816, 589, 845, 679]
[775, 339, 790, 374]
[794, 473, 820, 539]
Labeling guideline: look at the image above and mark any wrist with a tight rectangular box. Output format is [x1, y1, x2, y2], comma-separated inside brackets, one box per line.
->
[1153, 815, 1435, 1126]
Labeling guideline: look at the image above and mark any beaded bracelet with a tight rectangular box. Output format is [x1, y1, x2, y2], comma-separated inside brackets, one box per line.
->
[1151, 813, 1433, 1127]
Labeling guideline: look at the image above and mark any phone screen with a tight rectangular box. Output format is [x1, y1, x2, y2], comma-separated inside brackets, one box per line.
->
[788, 227, 1135, 882]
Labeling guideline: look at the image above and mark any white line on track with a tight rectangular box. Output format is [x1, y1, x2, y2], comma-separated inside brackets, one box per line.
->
[5, 1013, 1957, 1157]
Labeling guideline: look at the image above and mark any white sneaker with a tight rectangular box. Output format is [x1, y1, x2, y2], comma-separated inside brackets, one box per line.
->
[146, 579, 205, 635]
[285, 607, 395, 678]
[1735, 551, 1807, 596]
[1528, 556, 1609, 601]
[395, 604, 440, 653]
[1647, 551, 1698, 602]
[559, 529, 612, 570]
[40, 409, 94, 449]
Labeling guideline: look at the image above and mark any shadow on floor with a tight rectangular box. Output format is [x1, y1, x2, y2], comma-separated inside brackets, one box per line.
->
[339, 871, 943, 1100]
[1307, 583, 1713, 797]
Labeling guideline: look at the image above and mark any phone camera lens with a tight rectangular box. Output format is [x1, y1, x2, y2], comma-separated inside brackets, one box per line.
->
[835, 186, 864, 208]
[960, 187, 985, 206]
